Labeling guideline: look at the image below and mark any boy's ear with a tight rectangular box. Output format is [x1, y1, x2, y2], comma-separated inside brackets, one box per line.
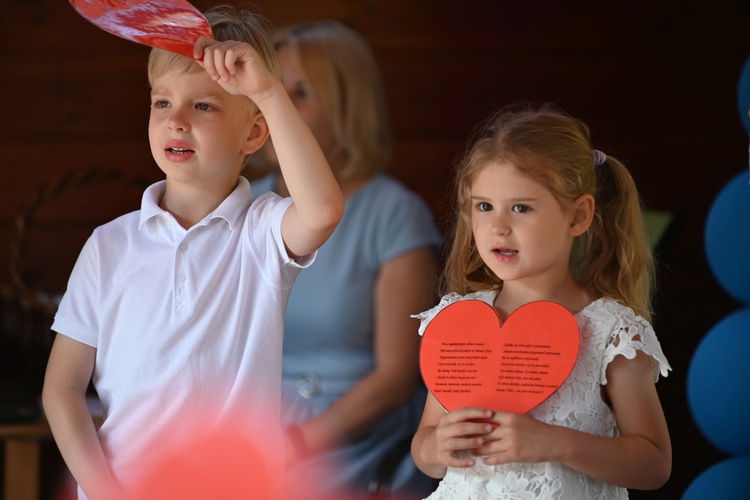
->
[569, 194, 594, 237]
[241, 112, 270, 155]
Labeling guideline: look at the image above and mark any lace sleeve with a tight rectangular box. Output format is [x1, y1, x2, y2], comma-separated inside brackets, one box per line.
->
[411, 291, 495, 336]
[600, 305, 672, 384]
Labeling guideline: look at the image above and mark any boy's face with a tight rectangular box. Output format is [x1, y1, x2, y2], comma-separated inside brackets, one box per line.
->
[149, 68, 258, 189]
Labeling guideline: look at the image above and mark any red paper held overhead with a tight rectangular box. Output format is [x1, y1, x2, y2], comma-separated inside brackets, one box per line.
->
[69, 0, 212, 58]
[420, 300, 580, 414]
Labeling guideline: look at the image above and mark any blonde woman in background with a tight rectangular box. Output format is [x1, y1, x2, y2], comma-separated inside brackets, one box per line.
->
[250, 20, 441, 499]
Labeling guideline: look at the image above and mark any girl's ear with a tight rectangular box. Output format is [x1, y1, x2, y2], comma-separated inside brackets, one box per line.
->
[242, 112, 270, 155]
[569, 194, 595, 237]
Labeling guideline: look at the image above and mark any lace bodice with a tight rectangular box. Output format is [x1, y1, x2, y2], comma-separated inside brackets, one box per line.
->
[414, 291, 671, 500]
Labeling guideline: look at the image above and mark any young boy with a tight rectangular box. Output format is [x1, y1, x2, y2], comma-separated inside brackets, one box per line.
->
[41, 6, 343, 499]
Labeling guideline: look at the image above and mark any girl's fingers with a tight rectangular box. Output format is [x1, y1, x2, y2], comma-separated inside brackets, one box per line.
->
[437, 407, 495, 441]
[452, 421, 494, 438]
[441, 454, 476, 468]
[438, 435, 488, 468]
[447, 435, 486, 451]
[446, 407, 494, 423]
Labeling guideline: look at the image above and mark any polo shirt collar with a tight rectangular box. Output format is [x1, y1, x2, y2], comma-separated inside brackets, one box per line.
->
[138, 177, 252, 230]
[211, 177, 252, 230]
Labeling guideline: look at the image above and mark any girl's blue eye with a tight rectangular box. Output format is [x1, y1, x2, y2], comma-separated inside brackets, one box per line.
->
[152, 100, 169, 109]
[477, 202, 492, 212]
[512, 204, 530, 213]
[196, 103, 214, 111]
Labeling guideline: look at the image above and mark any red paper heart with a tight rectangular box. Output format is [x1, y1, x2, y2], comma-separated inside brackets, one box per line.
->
[420, 300, 580, 414]
[70, 0, 213, 58]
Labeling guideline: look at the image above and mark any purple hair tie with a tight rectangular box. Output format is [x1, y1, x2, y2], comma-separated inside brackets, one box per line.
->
[592, 149, 607, 167]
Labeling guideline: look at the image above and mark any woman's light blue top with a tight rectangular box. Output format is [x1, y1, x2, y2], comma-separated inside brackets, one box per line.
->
[251, 172, 442, 497]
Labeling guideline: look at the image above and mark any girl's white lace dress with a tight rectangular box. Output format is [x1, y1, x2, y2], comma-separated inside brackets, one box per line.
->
[414, 291, 671, 500]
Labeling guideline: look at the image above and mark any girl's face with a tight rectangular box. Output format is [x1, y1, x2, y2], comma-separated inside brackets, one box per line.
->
[470, 161, 584, 289]
[148, 68, 259, 190]
[261, 45, 337, 166]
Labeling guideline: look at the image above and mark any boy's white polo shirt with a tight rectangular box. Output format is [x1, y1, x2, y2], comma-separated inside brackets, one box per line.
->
[52, 177, 312, 488]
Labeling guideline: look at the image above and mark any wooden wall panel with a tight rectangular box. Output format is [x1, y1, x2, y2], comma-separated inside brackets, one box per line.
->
[1, 0, 748, 497]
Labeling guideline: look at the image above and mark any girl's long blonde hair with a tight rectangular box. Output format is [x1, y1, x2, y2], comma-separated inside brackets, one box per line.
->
[443, 103, 655, 320]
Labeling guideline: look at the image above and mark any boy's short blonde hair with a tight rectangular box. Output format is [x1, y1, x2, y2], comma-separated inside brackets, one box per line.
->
[147, 4, 281, 116]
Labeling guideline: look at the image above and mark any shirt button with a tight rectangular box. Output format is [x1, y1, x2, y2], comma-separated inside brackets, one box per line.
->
[179, 243, 188, 252]
[177, 272, 186, 283]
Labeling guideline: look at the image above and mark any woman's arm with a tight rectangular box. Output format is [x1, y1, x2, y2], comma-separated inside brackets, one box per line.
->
[42, 334, 125, 499]
[289, 248, 436, 459]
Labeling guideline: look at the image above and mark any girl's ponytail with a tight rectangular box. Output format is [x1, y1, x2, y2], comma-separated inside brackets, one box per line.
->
[579, 155, 655, 320]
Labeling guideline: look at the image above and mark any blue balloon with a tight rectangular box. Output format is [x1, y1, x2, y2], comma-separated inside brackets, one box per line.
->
[682, 456, 750, 500]
[705, 171, 750, 304]
[687, 307, 750, 455]
[738, 53, 750, 134]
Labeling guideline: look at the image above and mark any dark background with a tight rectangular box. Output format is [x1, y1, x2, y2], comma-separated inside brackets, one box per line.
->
[1, 0, 748, 498]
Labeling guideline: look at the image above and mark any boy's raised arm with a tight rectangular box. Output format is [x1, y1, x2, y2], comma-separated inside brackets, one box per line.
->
[196, 38, 344, 258]
[253, 79, 343, 258]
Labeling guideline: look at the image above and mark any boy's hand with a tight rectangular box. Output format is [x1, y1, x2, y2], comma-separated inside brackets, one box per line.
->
[193, 36, 277, 105]
[431, 407, 495, 468]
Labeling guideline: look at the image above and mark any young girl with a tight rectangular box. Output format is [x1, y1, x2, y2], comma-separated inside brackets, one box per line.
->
[411, 104, 672, 499]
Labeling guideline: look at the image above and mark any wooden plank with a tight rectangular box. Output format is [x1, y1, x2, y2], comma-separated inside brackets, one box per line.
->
[5, 439, 41, 500]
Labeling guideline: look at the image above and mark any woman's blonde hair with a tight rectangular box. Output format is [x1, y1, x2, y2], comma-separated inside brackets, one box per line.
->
[273, 20, 392, 180]
[443, 103, 655, 320]
[146, 4, 281, 115]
